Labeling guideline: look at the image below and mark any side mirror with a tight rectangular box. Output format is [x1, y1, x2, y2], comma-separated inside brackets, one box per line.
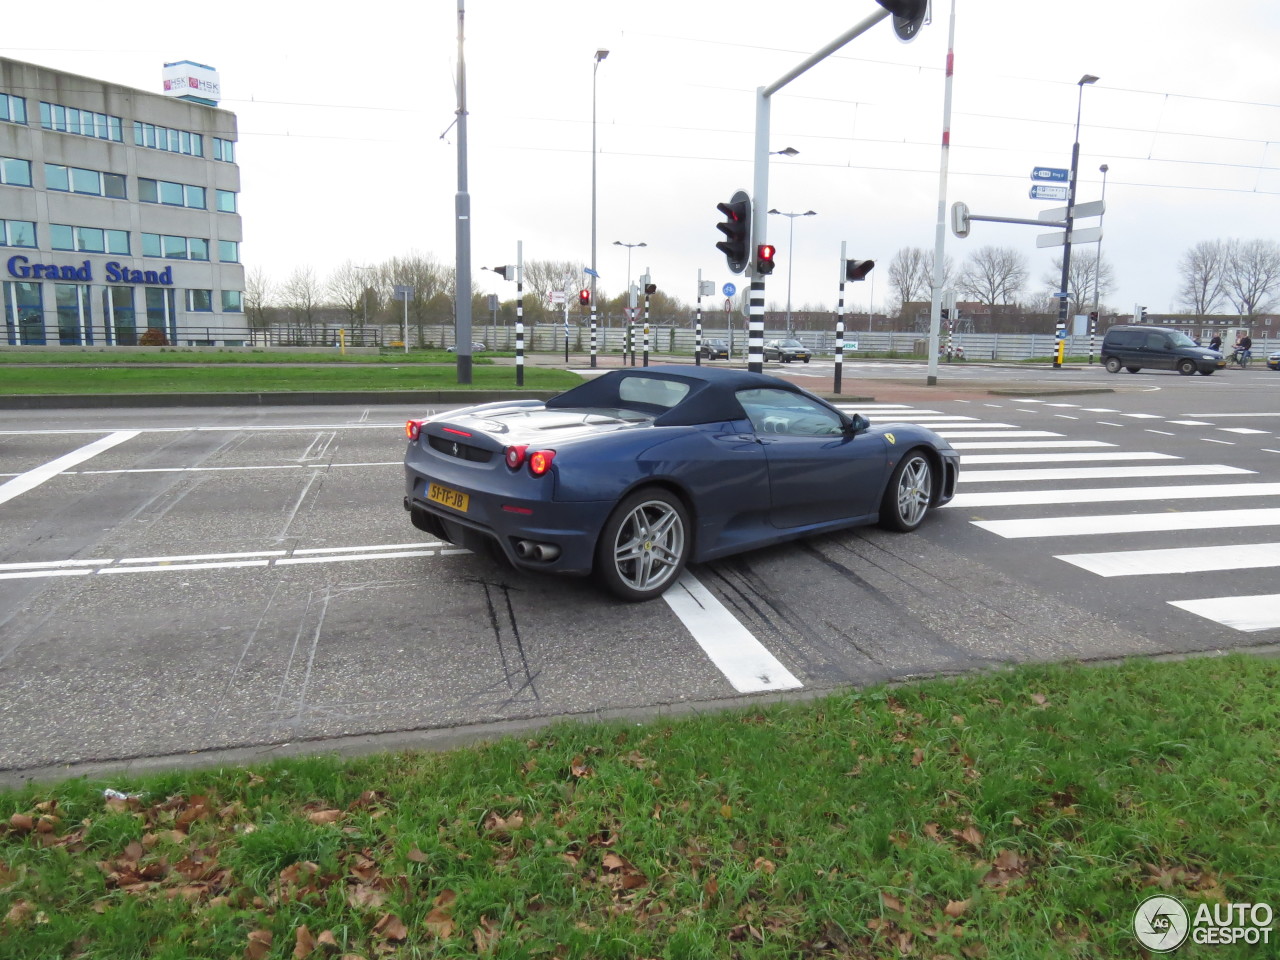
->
[846, 413, 870, 434]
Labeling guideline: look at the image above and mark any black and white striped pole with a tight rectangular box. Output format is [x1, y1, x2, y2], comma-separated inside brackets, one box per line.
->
[834, 240, 846, 394]
[641, 272, 652, 368]
[515, 241, 524, 386]
[695, 269, 704, 366]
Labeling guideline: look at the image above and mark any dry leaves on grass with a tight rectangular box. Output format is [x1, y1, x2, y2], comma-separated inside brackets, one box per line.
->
[423, 890, 457, 938]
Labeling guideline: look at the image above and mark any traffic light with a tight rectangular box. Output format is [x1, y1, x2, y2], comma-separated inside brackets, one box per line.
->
[877, 0, 929, 42]
[845, 259, 875, 282]
[716, 190, 751, 274]
[1089, 311, 1099, 324]
[644, 283, 657, 295]
[756, 244, 776, 276]
[940, 308, 950, 320]
[489, 265, 516, 281]
[578, 289, 591, 306]
[1136, 305, 1148, 322]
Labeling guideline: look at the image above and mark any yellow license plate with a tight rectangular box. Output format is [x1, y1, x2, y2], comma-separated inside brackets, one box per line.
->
[427, 483, 469, 512]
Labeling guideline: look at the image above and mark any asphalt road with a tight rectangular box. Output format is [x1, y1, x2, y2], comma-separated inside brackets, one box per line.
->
[2, 361, 1278, 785]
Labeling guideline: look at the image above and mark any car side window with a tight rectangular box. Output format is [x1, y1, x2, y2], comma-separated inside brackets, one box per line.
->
[1145, 333, 1166, 349]
[736, 388, 845, 437]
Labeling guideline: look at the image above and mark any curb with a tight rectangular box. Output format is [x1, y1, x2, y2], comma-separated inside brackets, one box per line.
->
[0, 390, 562, 410]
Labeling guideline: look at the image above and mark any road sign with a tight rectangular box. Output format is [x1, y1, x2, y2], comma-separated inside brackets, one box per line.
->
[393, 284, 413, 302]
[1037, 226, 1104, 248]
[722, 282, 737, 297]
[1031, 166, 1069, 182]
[1038, 199, 1105, 222]
[1029, 184, 1068, 201]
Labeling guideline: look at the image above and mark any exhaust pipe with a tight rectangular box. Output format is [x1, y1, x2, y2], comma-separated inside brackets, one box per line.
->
[514, 540, 535, 558]
[532, 543, 561, 562]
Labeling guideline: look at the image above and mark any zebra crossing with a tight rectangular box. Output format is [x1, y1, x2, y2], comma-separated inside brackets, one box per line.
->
[836, 400, 1280, 635]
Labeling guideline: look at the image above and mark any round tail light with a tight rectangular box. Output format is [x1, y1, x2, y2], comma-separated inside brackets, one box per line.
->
[528, 449, 557, 476]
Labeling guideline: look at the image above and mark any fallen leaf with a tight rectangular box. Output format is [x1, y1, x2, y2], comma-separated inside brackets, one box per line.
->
[881, 891, 904, 913]
[405, 847, 429, 863]
[294, 925, 316, 959]
[473, 915, 501, 953]
[4, 899, 33, 925]
[373, 913, 408, 942]
[245, 929, 273, 960]
[911, 748, 925, 767]
[306, 809, 343, 826]
[424, 890, 456, 938]
[952, 826, 983, 850]
[720, 804, 733, 819]
[753, 857, 776, 874]
[944, 899, 971, 918]
[1030, 693, 1049, 707]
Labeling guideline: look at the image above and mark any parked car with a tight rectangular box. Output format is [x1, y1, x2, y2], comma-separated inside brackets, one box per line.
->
[446, 341, 486, 353]
[699, 338, 730, 360]
[1100, 325, 1224, 375]
[403, 365, 959, 601]
[763, 338, 812, 363]
[1267, 350, 1280, 371]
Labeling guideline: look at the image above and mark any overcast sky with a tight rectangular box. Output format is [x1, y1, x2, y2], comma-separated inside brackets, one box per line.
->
[7, 1, 1280, 320]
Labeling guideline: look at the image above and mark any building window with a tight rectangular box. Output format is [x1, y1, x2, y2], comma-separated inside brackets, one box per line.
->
[142, 233, 209, 261]
[222, 289, 244, 313]
[1, 220, 36, 247]
[3, 281, 45, 345]
[218, 240, 240, 263]
[187, 289, 214, 312]
[215, 189, 237, 213]
[139, 178, 206, 209]
[44, 163, 126, 199]
[50, 224, 129, 255]
[0, 156, 32, 187]
[36, 101, 122, 141]
[1, 93, 27, 124]
[133, 121, 203, 157]
[211, 137, 236, 163]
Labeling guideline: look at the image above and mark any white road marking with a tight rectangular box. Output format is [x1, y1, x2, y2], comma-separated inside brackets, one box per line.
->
[1123, 413, 1162, 419]
[1168, 420, 1212, 426]
[973, 507, 1280, 539]
[948, 440, 1114, 450]
[0, 431, 139, 506]
[933, 430, 1065, 439]
[1080, 408, 1120, 413]
[663, 571, 802, 693]
[961, 464, 1251, 483]
[1168, 595, 1280, 633]
[1220, 427, 1269, 435]
[947, 481, 1280, 509]
[1058, 542, 1280, 577]
[958, 452, 1177, 465]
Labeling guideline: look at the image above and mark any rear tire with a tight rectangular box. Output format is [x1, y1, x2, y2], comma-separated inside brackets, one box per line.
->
[1104, 357, 1121, 373]
[594, 488, 691, 602]
[879, 451, 933, 533]
[1126, 366, 1141, 373]
[1178, 359, 1197, 375]
[1200, 368, 1215, 376]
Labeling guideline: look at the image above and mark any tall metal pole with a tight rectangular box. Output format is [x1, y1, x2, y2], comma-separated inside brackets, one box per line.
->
[453, 0, 473, 384]
[1090, 162, 1109, 364]
[1057, 74, 1098, 369]
[926, 0, 957, 386]
[515, 240, 524, 386]
[591, 49, 608, 369]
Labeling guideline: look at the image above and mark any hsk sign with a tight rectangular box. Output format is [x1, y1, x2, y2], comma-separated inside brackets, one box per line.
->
[6, 255, 175, 286]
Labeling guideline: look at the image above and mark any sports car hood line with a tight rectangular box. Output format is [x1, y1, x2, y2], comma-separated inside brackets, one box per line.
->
[404, 365, 959, 602]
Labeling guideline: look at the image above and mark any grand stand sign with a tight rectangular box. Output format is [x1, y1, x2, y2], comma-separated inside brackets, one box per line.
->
[6, 255, 175, 286]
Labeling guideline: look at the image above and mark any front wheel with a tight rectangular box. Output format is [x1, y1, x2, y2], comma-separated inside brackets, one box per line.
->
[1201, 368, 1215, 376]
[879, 451, 933, 532]
[1178, 359, 1197, 375]
[1104, 357, 1121, 373]
[594, 488, 691, 602]
[1126, 366, 1141, 374]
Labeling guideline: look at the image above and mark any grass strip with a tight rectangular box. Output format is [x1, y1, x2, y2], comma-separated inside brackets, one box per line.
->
[0, 365, 582, 395]
[1, 655, 1277, 958]
[0, 350, 497, 365]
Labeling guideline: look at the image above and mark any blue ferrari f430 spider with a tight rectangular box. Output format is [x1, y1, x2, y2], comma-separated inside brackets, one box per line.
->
[404, 365, 959, 601]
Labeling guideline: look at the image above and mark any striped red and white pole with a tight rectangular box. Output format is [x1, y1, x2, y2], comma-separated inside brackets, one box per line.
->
[748, 279, 765, 373]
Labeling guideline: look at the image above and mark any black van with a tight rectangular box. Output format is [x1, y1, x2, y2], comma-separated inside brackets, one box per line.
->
[1100, 325, 1225, 376]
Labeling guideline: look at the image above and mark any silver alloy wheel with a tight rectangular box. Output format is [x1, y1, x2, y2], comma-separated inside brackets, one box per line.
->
[895, 455, 932, 527]
[612, 498, 686, 593]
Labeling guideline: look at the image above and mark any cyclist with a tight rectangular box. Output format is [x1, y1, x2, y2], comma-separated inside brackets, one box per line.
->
[1233, 332, 1253, 366]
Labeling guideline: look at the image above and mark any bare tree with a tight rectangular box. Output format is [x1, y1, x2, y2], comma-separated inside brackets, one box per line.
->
[958, 246, 1028, 306]
[1041, 249, 1114, 315]
[244, 266, 273, 333]
[1222, 238, 1280, 316]
[887, 248, 955, 308]
[280, 266, 321, 339]
[327, 261, 375, 328]
[381, 252, 450, 346]
[1177, 240, 1227, 315]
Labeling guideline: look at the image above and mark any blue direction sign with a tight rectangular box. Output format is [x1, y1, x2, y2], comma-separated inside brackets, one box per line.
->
[1029, 184, 1068, 201]
[722, 282, 737, 297]
[1031, 166, 1069, 182]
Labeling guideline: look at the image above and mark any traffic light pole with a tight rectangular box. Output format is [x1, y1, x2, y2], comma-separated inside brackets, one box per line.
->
[515, 241, 524, 387]
[749, 6, 892, 375]
[834, 240, 847, 395]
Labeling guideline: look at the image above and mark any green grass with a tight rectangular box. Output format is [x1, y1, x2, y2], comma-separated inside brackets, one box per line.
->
[0, 349, 496, 365]
[0, 365, 583, 395]
[2, 656, 1277, 959]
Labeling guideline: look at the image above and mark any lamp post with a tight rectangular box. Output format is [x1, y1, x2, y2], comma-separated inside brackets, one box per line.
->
[767, 209, 816, 334]
[590, 48, 608, 368]
[613, 240, 645, 363]
[1090, 162, 1109, 360]
[1055, 73, 1098, 368]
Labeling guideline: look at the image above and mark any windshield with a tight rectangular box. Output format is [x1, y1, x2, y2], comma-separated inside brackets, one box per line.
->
[780, 340, 804, 348]
[1168, 331, 1197, 347]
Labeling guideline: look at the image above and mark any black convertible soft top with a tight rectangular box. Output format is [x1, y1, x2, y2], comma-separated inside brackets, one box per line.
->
[545, 365, 815, 427]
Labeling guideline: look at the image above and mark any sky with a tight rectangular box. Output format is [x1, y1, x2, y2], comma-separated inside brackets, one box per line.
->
[6, 0, 1280, 320]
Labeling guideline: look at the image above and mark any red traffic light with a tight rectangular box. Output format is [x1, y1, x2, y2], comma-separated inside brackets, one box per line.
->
[644, 283, 657, 295]
[756, 244, 777, 276]
[578, 289, 591, 306]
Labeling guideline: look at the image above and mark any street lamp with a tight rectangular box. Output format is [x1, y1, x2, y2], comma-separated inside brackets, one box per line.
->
[590, 48, 608, 368]
[767, 209, 816, 333]
[613, 240, 645, 360]
[1055, 72, 1098, 368]
[355, 264, 373, 338]
[772, 147, 799, 157]
[1092, 162, 1109, 340]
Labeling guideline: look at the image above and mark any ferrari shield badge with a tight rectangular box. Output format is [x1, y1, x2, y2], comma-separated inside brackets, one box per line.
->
[885, 432, 896, 445]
